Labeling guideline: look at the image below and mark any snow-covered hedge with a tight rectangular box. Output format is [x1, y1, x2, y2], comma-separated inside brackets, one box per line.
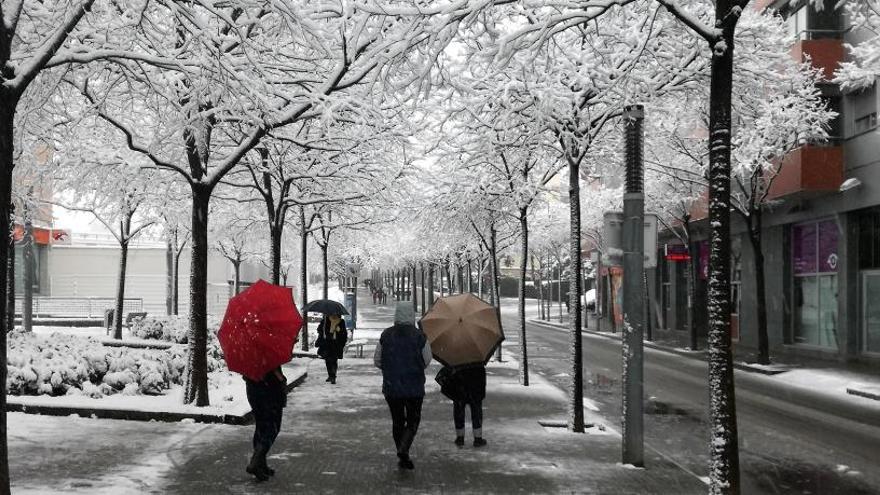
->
[6, 331, 225, 398]
[131, 315, 222, 344]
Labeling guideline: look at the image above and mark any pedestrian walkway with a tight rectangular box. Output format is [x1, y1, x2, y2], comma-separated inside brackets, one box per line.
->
[8, 287, 706, 494]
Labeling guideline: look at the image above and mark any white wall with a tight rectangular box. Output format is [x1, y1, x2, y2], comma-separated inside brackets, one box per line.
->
[48, 245, 270, 316]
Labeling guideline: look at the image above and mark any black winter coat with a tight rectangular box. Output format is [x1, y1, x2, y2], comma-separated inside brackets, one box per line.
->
[378, 323, 428, 398]
[316, 317, 348, 360]
[436, 363, 486, 403]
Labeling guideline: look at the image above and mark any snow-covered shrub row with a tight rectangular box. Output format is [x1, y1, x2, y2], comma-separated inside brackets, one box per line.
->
[6, 331, 225, 398]
[131, 315, 223, 344]
[131, 315, 188, 343]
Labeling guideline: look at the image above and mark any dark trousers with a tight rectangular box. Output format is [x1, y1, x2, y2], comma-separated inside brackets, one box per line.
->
[453, 400, 483, 435]
[325, 357, 338, 379]
[246, 381, 284, 456]
[385, 397, 423, 456]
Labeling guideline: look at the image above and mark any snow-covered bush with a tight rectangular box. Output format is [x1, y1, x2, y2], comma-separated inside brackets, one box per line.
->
[130, 315, 223, 346]
[130, 316, 189, 343]
[6, 331, 227, 398]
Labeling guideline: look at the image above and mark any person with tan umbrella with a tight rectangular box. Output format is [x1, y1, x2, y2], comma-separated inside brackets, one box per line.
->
[422, 294, 503, 448]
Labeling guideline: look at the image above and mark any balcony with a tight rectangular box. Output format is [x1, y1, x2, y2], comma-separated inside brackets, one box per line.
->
[791, 36, 845, 82]
[767, 144, 844, 200]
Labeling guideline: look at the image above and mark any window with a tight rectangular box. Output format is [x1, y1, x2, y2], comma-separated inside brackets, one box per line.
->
[850, 84, 878, 137]
[854, 113, 877, 135]
[791, 219, 839, 349]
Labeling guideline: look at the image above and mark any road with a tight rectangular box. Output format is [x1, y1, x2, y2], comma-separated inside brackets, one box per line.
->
[498, 306, 880, 495]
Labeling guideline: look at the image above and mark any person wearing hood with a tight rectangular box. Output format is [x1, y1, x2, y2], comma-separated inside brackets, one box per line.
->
[316, 313, 347, 384]
[373, 302, 433, 470]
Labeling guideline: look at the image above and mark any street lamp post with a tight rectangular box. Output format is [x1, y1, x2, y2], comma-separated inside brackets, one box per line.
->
[621, 104, 645, 467]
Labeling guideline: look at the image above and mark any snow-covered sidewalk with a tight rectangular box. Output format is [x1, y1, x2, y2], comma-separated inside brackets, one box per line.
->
[8, 287, 706, 494]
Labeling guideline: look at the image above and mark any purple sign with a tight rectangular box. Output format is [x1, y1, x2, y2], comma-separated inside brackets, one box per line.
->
[792, 223, 817, 275]
[699, 240, 709, 280]
[792, 220, 839, 275]
[818, 220, 839, 273]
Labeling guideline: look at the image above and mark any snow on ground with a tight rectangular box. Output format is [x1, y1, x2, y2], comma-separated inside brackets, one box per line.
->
[8, 410, 228, 494]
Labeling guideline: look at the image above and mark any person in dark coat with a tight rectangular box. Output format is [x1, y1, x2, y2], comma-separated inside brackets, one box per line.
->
[316, 314, 347, 384]
[245, 367, 287, 481]
[436, 362, 487, 447]
[373, 302, 433, 470]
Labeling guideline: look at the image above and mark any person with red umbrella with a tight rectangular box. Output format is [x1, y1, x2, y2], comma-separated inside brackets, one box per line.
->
[217, 279, 303, 482]
[244, 367, 287, 481]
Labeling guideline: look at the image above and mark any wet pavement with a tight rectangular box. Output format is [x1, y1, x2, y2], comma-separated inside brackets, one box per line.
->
[506, 314, 880, 495]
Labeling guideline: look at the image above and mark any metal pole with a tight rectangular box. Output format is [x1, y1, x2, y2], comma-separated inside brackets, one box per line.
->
[22, 216, 33, 332]
[621, 104, 645, 467]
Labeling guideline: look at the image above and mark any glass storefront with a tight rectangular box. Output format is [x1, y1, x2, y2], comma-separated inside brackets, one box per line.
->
[792, 220, 839, 349]
[862, 273, 880, 354]
[857, 208, 880, 354]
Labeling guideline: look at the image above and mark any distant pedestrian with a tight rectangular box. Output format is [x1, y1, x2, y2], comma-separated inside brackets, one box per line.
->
[316, 313, 347, 384]
[373, 302, 432, 470]
[436, 362, 487, 447]
[245, 367, 287, 481]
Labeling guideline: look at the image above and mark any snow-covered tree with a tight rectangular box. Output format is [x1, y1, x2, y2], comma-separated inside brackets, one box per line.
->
[835, 0, 880, 90]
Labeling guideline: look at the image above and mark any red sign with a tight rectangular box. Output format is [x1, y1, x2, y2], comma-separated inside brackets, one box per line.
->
[664, 244, 690, 261]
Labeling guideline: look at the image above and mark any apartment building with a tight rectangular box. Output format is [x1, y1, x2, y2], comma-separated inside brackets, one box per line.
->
[629, 0, 880, 365]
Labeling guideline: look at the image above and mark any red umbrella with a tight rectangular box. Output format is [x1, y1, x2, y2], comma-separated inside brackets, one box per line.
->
[218, 279, 303, 381]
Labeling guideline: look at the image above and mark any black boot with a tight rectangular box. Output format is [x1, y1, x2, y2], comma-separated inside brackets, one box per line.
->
[246, 449, 270, 481]
[397, 453, 415, 470]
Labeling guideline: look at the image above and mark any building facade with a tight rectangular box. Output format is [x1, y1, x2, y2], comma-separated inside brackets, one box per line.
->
[639, 0, 880, 365]
[13, 231, 271, 318]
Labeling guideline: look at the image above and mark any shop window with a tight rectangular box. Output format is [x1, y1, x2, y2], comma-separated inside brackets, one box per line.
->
[791, 219, 839, 349]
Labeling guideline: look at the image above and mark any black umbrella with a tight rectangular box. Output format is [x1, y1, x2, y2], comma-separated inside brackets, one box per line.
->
[303, 299, 349, 315]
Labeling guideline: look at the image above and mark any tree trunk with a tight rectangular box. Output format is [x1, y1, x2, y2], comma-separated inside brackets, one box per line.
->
[467, 258, 473, 293]
[427, 263, 435, 307]
[489, 223, 503, 362]
[567, 158, 585, 433]
[0, 101, 18, 495]
[412, 265, 418, 315]
[557, 263, 563, 322]
[705, 12, 741, 492]
[299, 208, 309, 351]
[22, 219, 32, 332]
[457, 263, 463, 294]
[420, 263, 427, 315]
[183, 185, 211, 406]
[233, 260, 241, 295]
[534, 255, 545, 321]
[477, 256, 484, 299]
[750, 210, 769, 365]
[165, 236, 174, 315]
[518, 209, 530, 386]
[270, 224, 283, 285]
[113, 239, 129, 340]
[322, 243, 329, 300]
[173, 245, 183, 316]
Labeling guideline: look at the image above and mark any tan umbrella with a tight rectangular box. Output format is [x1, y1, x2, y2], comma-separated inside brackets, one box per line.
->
[421, 293, 504, 367]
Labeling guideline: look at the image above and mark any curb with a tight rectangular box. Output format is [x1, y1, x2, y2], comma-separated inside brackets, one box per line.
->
[6, 370, 308, 425]
[527, 318, 880, 430]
